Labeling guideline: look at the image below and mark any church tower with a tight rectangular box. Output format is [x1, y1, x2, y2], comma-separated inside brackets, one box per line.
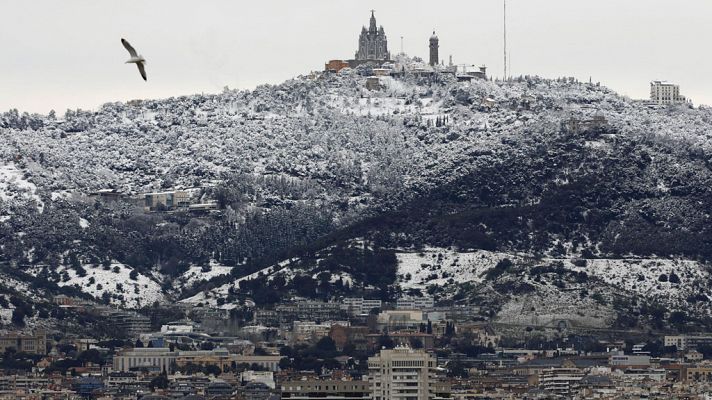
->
[355, 11, 390, 61]
[429, 31, 439, 66]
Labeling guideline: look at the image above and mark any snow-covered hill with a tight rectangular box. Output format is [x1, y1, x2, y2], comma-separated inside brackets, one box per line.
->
[26, 262, 164, 309]
[3, 59, 712, 332]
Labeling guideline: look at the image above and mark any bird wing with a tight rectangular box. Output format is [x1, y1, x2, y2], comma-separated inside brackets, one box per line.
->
[136, 62, 147, 81]
[121, 38, 138, 57]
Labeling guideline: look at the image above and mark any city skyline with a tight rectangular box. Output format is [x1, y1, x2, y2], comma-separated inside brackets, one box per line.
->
[1, 0, 711, 113]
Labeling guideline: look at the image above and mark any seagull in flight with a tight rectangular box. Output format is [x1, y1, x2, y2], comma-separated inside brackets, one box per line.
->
[121, 38, 147, 81]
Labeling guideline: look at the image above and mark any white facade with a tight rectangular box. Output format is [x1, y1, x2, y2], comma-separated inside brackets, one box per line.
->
[112, 348, 177, 373]
[665, 335, 712, 351]
[342, 298, 382, 316]
[608, 352, 651, 368]
[650, 81, 687, 105]
[368, 347, 437, 400]
[539, 368, 584, 396]
[240, 371, 275, 389]
[396, 296, 434, 310]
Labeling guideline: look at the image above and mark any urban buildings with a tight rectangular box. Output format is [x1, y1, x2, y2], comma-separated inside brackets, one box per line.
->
[0, 331, 47, 355]
[342, 298, 382, 316]
[281, 380, 371, 400]
[650, 81, 687, 105]
[537, 367, 584, 396]
[368, 347, 444, 400]
[113, 347, 284, 373]
[376, 310, 425, 331]
[112, 347, 177, 373]
[106, 310, 151, 338]
[144, 189, 192, 211]
[396, 296, 435, 311]
[665, 334, 712, 351]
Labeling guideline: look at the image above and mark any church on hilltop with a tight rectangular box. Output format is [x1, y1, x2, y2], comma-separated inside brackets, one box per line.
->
[325, 11, 392, 72]
[354, 11, 390, 62]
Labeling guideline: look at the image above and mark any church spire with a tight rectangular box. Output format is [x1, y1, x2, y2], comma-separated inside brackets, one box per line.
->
[369, 10, 377, 32]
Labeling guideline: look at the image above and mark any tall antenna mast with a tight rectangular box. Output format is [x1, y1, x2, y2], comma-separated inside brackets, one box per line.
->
[400, 36, 404, 55]
[503, 0, 507, 80]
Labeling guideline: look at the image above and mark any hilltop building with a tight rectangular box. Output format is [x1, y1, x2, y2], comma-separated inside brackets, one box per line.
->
[325, 12, 392, 72]
[355, 11, 390, 62]
[429, 31, 439, 66]
[650, 81, 687, 105]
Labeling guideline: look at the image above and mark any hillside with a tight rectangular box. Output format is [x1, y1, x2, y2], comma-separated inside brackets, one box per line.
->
[3, 59, 712, 333]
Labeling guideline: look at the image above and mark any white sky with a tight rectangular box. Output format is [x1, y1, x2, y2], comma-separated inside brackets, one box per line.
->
[2, 0, 710, 114]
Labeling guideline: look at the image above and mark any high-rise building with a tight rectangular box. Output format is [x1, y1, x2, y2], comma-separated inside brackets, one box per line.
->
[429, 32, 439, 66]
[650, 81, 687, 105]
[355, 11, 390, 61]
[368, 347, 447, 400]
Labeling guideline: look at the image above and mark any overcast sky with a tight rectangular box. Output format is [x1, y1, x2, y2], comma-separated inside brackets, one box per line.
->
[2, 0, 711, 114]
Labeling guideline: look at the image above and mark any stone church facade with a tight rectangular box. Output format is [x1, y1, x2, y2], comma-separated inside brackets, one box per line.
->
[353, 11, 390, 63]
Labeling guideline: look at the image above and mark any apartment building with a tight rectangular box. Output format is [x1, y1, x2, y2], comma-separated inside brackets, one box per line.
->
[665, 335, 712, 351]
[368, 347, 446, 400]
[538, 368, 584, 396]
[0, 331, 47, 355]
[281, 379, 370, 400]
[342, 298, 382, 316]
[650, 81, 687, 105]
[396, 297, 435, 311]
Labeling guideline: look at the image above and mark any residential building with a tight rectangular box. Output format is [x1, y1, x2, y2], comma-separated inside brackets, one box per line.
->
[650, 81, 687, 105]
[342, 298, 382, 316]
[537, 368, 584, 396]
[0, 331, 47, 355]
[144, 189, 192, 211]
[368, 347, 444, 400]
[240, 371, 275, 389]
[106, 311, 151, 338]
[684, 365, 712, 382]
[262, 301, 346, 326]
[608, 352, 651, 370]
[376, 310, 424, 331]
[206, 380, 235, 397]
[665, 335, 712, 351]
[292, 321, 349, 344]
[281, 379, 370, 400]
[243, 381, 273, 400]
[397, 296, 434, 311]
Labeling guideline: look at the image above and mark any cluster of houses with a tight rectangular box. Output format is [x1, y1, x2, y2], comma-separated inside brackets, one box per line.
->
[7, 291, 712, 398]
[89, 187, 218, 213]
